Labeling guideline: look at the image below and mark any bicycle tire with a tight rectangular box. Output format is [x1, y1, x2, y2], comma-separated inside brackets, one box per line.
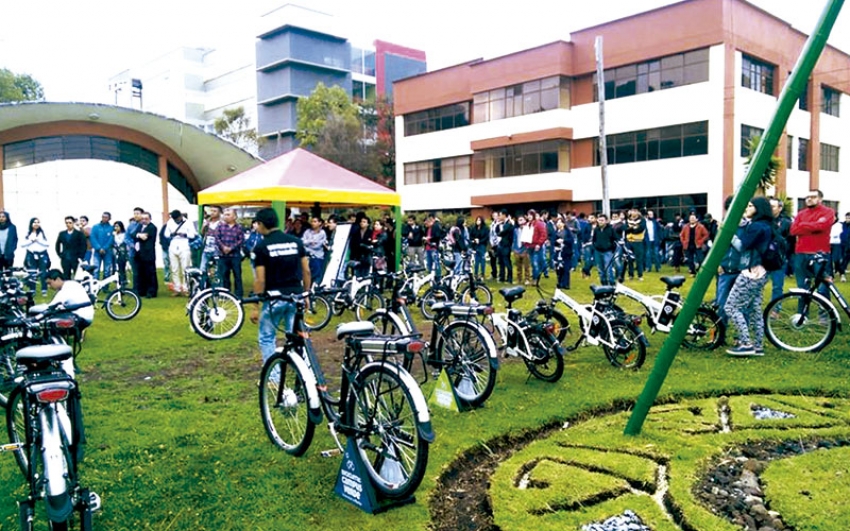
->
[459, 283, 493, 306]
[419, 286, 451, 320]
[763, 292, 837, 352]
[435, 321, 497, 408]
[0, 344, 17, 407]
[523, 329, 564, 382]
[546, 308, 572, 344]
[5, 386, 29, 475]
[189, 289, 244, 340]
[681, 305, 725, 350]
[354, 289, 384, 321]
[259, 350, 316, 456]
[303, 295, 332, 331]
[345, 363, 429, 499]
[104, 288, 142, 321]
[602, 319, 646, 369]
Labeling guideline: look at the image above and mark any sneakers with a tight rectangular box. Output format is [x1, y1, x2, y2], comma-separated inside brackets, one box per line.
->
[753, 346, 764, 356]
[842, 275, 847, 282]
[726, 344, 755, 356]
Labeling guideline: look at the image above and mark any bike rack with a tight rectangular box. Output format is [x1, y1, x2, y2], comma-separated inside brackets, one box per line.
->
[333, 437, 416, 514]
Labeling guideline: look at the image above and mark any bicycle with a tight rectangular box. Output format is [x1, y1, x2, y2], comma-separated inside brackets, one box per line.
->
[2, 302, 101, 530]
[611, 276, 725, 350]
[535, 285, 648, 369]
[763, 252, 850, 352]
[317, 260, 384, 322]
[366, 271, 499, 408]
[257, 291, 434, 499]
[184, 255, 222, 304]
[441, 252, 493, 306]
[75, 262, 141, 321]
[482, 286, 565, 382]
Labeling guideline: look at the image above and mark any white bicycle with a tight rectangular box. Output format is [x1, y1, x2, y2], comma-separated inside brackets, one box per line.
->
[75, 263, 141, 321]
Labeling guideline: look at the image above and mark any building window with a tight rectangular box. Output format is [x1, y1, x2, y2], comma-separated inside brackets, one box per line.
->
[403, 102, 470, 136]
[822, 86, 840, 117]
[740, 125, 764, 157]
[593, 48, 709, 102]
[593, 193, 708, 226]
[798, 81, 809, 111]
[787, 135, 793, 170]
[798, 138, 809, 171]
[741, 54, 775, 95]
[472, 76, 570, 123]
[351, 80, 376, 103]
[593, 121, 708, 166]
[403, 156, 470, 185]
[821, 143, 840, 172]
[472, 140, 568, 178]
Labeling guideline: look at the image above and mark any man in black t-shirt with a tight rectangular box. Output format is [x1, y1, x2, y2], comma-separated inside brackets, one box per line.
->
[249, 208, 310, 366]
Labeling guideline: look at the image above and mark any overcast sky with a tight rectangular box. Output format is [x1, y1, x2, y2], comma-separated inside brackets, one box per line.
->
[1, 0, 847, 103]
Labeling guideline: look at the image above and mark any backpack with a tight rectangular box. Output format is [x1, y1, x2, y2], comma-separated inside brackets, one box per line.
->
[761, 225, 787, 272]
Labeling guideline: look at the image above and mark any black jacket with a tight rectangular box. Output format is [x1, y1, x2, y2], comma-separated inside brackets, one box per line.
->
[135, 223, 158, 261]
[55, 229, 87, 262]
[498, 220, 514, 250]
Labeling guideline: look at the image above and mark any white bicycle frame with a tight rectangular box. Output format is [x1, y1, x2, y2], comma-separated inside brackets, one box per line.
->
[401, 269, 434, 298]
[552, 288, 619, 348]
[613, 282, 678, 333]
[488, 311, 533, 358]
[74, 265, 121, 301]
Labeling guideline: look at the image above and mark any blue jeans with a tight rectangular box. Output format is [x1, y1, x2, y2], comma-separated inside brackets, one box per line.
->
[91, 250, 114, 280]
[530, 246, 546, 281]
[594, 250, 615, 285]
[219, 253, 244, 297]
[715, 272, 738, 324]
[308, 256, 325, 286]
[645, 240, 661, 272]
[768, 268, 785, 306]
[425, 249, 441, 281]
[581, 244, 594, 275]
[258, 300, 296, 365]
[24, 251, 50, 292]
[474, 244, 487, 277]
[795, 253, 830, 310]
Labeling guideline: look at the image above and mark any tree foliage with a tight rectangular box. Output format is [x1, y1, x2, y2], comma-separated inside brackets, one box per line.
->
[0, 68, 44, 103]
[213, 106, 262, 154]
[745, 135, 783, 194]
[296, 84, 396, 188]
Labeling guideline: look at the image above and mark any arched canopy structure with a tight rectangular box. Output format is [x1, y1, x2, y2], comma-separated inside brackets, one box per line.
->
[0, 102, 262, 220]
[198, 148, 400, 208]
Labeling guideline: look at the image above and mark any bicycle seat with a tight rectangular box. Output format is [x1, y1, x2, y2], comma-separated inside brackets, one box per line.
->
[430, 302, 455, 313]
[442, 260, 456, 269]
[16, 344, 73, 364]
[590, 285, 616, 298]
[499, 286, 525, 304]
[28, 304, 50, 315]
[81, 263, 97, 273]
[660, 276, 686, 289]
[336, 321, 376, 340]
[345, 260, 361, 270]
[405, 264, 426, 274]
[185, 267, 202, 275]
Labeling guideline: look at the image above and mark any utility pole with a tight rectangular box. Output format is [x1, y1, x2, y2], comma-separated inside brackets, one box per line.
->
[595, 36, 610, 216]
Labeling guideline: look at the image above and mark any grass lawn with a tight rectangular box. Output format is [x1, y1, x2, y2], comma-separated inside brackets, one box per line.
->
[1, 266, 849, 530]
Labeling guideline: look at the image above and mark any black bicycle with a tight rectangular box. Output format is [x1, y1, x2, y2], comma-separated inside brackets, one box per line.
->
[257, 291, 434, 499]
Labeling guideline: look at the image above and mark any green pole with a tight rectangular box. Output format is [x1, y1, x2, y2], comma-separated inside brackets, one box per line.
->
[271, 200, 287, 228]
[394, 205, 404, 271]
[625, 0, 845, 436]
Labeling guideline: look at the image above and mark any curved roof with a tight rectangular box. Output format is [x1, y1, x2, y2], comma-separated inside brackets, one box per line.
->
[0, 102, 263, 201]
[198, 148, 400, 207]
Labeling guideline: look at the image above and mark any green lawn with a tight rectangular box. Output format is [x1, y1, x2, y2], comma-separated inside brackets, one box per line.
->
[1, 267, 848, 530]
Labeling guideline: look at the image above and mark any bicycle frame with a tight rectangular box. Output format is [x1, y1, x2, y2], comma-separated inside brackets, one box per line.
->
[552, 289, 620, 349]
[488, 311, 533, 358]
[614, 282, 680, 333]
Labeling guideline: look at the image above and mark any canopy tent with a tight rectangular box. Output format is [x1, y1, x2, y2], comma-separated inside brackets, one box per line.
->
[197, 148, 399, 208]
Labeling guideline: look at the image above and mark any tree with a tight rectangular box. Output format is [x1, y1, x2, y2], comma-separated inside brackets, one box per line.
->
[362, 96, 396, 189]
[0, 68, 44, 103]
[213, 106, 262, 154]
[296, 83, 360, 147]
[745, 135, 783, 194]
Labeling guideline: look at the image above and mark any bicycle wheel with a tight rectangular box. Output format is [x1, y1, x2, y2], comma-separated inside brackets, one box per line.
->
[346, 364, 428, 499]
[547, 308, 572, 344]
[259, 350, 316, 456]
[459, 283, 493, 306]
[367, 311, 405, 336]
[420, 286, 451, 320]
[681, 305, 725, 350]
[6, 387, 29, 475]
[303, 295, 332, 331]
[189, 289, 244, 340]
[354, 289, 384, 321]
[523, 329, 564, 382]
[436, 322, 497, 408]
[0, 344, 17, 407]
[763, 292, 837, 352]
[602, 319, 646, 369]
[104, 289, 141, 321]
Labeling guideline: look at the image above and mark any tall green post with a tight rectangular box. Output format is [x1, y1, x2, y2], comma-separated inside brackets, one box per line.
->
[625, 0, 845, 436]
[271, 201, 287, 228]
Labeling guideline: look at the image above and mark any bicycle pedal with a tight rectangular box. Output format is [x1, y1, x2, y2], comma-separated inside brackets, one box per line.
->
[320, 448, 342, 458]
[87, 491, 102, 513]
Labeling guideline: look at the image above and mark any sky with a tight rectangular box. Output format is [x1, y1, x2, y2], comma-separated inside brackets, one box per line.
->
[0, 0, 847, 103]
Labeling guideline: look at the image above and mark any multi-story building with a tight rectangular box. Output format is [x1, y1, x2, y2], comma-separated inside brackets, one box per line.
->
[255, 4, 426, 159]
[394, 0, 850, 222]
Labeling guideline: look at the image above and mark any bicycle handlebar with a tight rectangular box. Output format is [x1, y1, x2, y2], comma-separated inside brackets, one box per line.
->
[241, 290, 310, 305]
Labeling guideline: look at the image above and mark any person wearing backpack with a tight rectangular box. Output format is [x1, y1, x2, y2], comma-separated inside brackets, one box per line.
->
[767, 197, 792, 310]
[724, 197, 773, 357]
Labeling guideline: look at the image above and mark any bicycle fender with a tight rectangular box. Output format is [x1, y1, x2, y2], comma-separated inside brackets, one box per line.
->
[468, 321, 500, 366]
[283, 349, 323, 423]
[786, 289, 842, 325]
[359, 361, 435, 443]
[371, 308, 412, 335]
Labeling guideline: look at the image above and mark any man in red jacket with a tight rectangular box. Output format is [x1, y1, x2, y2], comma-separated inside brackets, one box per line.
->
[528, 209, 548, 283]
[790, 189, 835, 300]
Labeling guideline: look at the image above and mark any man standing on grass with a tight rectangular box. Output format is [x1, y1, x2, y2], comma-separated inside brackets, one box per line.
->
[790, 189, 834, 302]
[215, 208, 245, 298]
[249, 208, 310, 366]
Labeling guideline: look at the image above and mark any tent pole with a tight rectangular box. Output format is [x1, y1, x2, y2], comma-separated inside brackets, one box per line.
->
[393, 205, 403, 271]
[272, 201, 287, 228]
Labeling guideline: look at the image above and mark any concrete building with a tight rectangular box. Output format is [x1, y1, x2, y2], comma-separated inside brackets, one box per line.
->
[393, 0, 850, 221]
